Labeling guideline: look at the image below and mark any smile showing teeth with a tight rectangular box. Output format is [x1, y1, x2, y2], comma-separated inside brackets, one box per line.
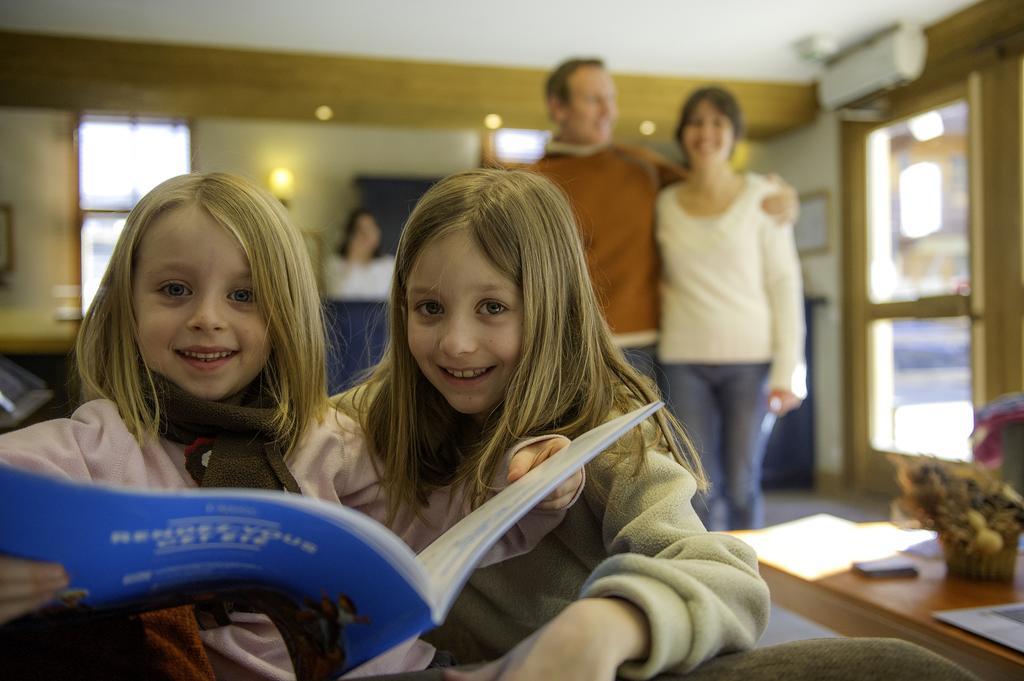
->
[445, 367, 488, 379]
[178, 350, 235, 362]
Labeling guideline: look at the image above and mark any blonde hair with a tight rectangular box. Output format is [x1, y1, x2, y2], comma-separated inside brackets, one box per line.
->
[344, 168, 704, 518]
[75, 172, 327, 456]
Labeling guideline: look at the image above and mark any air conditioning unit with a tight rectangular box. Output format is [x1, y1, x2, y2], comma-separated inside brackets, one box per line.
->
[818, 24, 927, 111]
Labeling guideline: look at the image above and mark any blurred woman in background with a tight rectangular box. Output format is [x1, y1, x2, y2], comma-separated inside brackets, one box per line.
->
[325, 207, 395, 301]
[656, 86, 805, 531]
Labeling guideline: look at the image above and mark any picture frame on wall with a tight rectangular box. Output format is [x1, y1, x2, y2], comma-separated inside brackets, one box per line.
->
[0, 204, 12, 275]
[793, 190, 830, 255]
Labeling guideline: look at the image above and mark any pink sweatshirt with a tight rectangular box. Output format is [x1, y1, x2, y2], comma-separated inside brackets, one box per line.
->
[0, 399, 577, 680]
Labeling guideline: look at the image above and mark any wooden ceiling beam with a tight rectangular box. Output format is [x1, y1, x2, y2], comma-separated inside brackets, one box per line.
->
[0, 31, 818, 141]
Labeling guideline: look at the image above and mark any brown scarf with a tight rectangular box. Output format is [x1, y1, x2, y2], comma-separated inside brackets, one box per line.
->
[152, 378, 351, 678]
[154, 375, 300, 493]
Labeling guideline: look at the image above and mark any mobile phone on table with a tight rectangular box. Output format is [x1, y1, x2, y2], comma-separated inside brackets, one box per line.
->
[852, 556, 919, 578]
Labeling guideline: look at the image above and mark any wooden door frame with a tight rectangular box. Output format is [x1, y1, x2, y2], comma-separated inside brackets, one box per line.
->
[842, 58, 1023, 493]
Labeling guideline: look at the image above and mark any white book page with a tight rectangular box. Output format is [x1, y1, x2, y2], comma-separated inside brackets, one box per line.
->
[417, 402, 663, 621]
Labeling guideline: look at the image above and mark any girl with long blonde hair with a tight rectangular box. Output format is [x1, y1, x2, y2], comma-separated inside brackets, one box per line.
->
[342, 168, 774, 680]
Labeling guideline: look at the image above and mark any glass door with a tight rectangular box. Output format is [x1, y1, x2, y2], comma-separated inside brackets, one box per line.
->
[845, 93, 985, 493]
[866, 101, 974, 463]
[844, 56, 1024, 496]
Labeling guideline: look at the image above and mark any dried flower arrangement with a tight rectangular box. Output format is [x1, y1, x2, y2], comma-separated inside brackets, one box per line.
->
[891, 455, 1024, 581]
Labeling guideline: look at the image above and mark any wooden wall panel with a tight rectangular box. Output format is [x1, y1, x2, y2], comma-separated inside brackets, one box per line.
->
[0, 31, 817, 141]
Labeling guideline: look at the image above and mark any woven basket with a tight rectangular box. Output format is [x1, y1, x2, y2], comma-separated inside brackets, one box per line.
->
[942, 533, 1019, 582]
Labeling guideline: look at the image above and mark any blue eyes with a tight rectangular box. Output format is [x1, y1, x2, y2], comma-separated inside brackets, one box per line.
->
[414, 300, 508, 316]
[482, 301, 506, 315]
[158, 282, 254, 303]
[160, 282, 191, 297]
[421, 301, 443, 315]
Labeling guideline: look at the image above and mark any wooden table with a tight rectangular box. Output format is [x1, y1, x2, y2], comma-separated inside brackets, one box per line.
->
[732, 514, 1024, 681]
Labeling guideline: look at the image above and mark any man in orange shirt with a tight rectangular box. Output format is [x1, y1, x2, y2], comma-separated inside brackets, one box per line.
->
[533, 58, 796, 378]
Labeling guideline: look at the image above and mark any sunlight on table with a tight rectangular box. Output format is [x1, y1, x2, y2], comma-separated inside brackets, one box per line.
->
[732, 513, 935, 580]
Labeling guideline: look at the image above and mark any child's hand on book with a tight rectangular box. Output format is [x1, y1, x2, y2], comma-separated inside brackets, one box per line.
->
[506, 435, 579, 510]
[0, 555, 68, 625]
[443, 597, 647, 681]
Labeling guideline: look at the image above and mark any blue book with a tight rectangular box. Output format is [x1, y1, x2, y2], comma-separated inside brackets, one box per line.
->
[0, 402, 663, 679]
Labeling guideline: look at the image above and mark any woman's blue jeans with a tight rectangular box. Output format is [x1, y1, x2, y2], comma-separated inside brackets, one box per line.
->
[659, 362, 774, 531]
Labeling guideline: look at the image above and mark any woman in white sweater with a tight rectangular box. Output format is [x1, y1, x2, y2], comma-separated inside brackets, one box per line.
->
[656, 86, 804, 531]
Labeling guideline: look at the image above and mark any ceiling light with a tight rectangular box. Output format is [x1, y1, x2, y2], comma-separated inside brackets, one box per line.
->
[639, 120, 656, 136]
[484, 114, 503, 130]
[314, 105, 334, 121]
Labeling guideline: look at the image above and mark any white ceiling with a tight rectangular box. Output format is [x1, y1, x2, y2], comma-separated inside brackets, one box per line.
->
[0, 0, 980, 82]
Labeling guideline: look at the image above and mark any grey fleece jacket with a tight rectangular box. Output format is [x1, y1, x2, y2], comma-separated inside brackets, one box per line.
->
[424, 441, 770, 679]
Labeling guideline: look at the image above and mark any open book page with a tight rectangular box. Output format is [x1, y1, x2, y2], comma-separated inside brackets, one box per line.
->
[0, 466, 435, 677]
[0, 402, 662, 676]
[418, 401, 664, 620]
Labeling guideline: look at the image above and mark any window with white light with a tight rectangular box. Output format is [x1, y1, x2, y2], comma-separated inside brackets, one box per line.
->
[865, 100, 972, 461]
[898, 162, 942, 239]
[78, 115, 190, 313]
[492, 128, 551, 165]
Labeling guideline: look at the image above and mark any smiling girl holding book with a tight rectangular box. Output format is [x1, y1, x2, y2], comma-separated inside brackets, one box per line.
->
[0, 172, 579, 680]
[337, 168, 771, 680]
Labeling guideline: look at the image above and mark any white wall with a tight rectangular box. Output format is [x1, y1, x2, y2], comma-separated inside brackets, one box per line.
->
[193, 118, 480, 252]
[748, 111, 845, 484]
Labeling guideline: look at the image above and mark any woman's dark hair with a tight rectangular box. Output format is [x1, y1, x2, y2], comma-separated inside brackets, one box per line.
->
[336, 207, 380, 258]
[673, 86, 745, 167]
